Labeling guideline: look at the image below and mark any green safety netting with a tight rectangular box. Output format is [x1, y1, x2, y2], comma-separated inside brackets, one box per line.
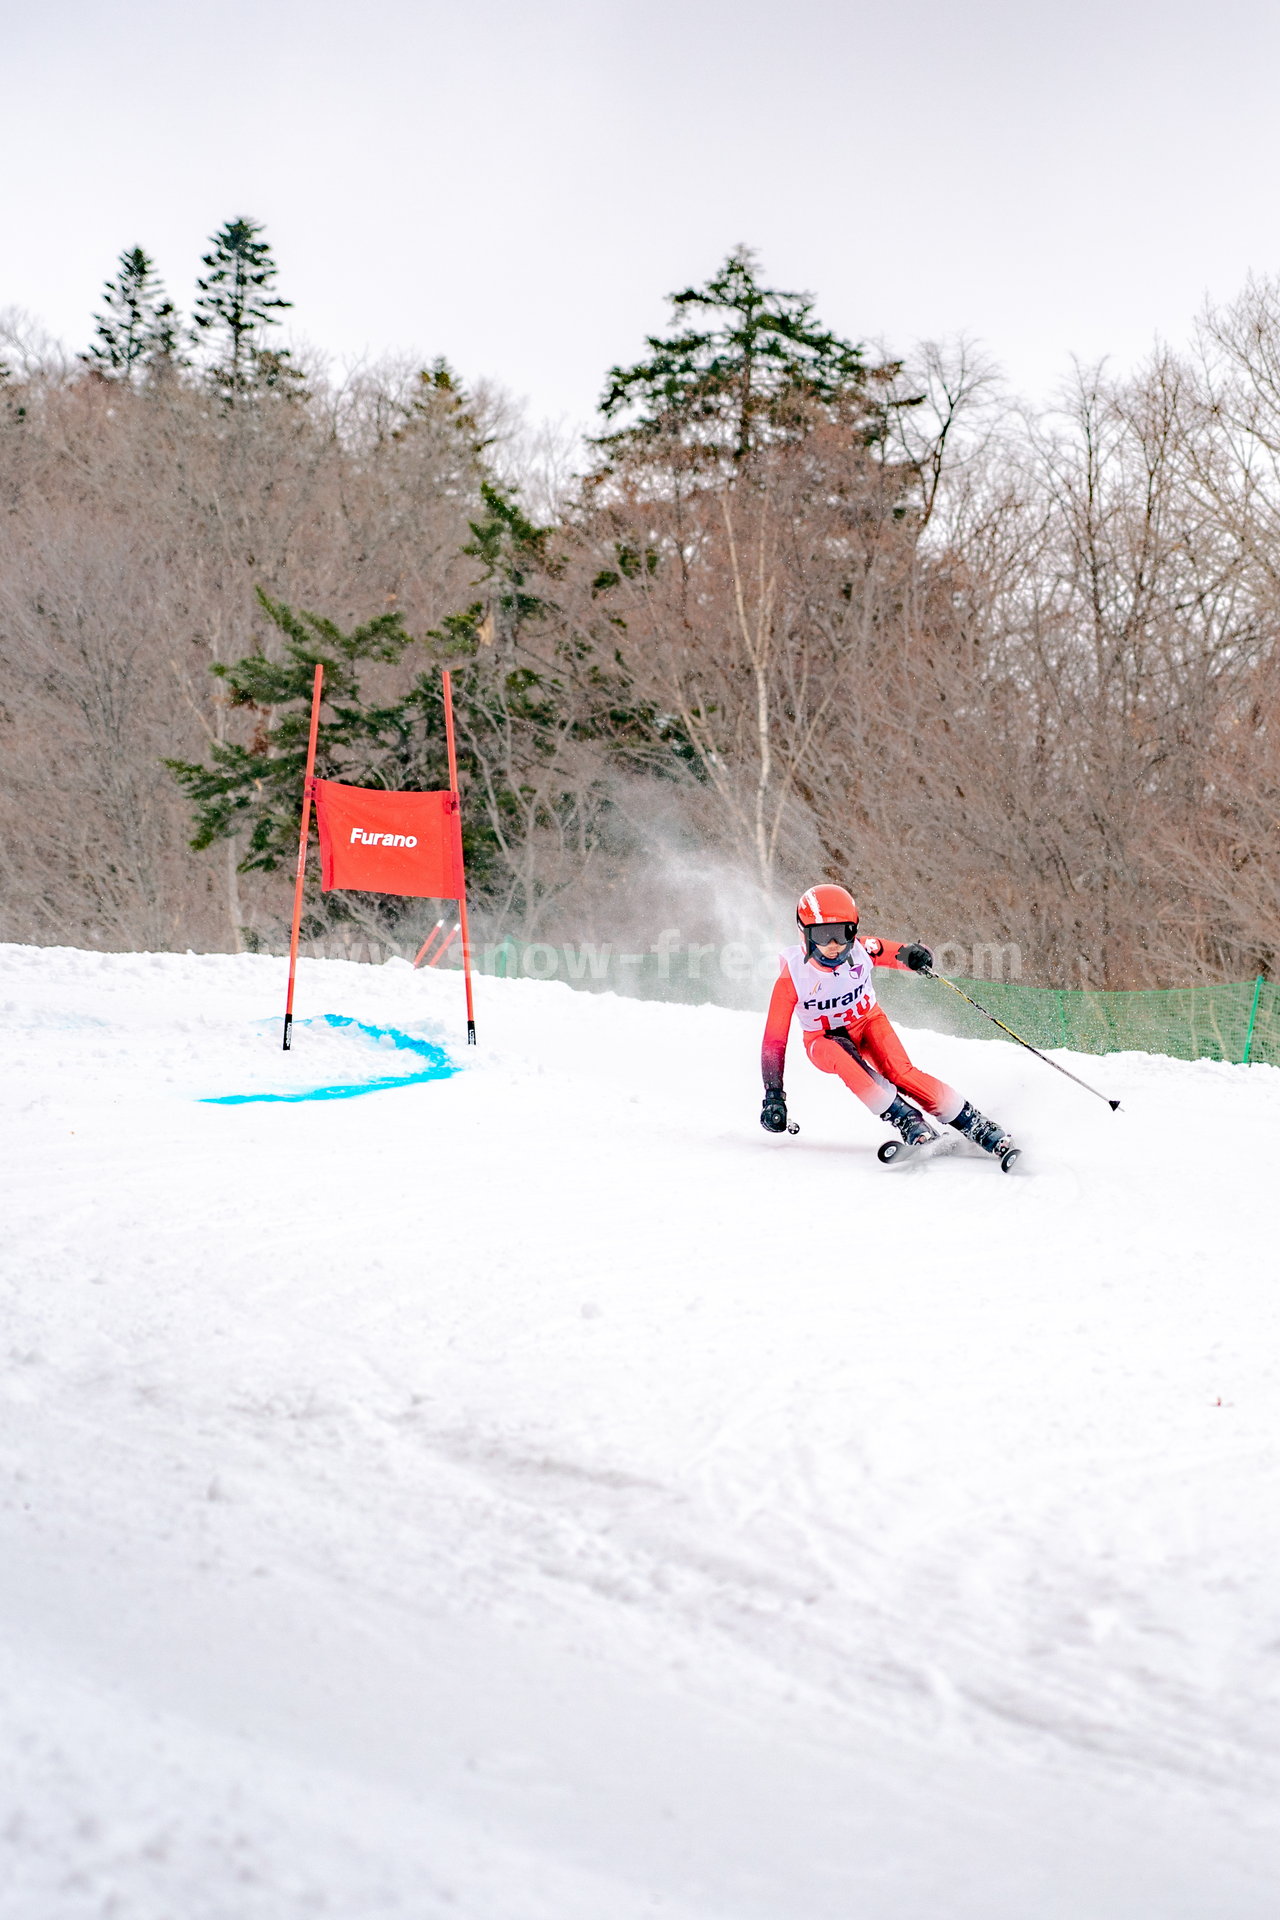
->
[872, 972, 1277, 1067]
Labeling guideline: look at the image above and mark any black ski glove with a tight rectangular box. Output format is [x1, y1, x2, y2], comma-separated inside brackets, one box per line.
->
[900, 942, 933, 973]
[761, 1088, 788, 1133]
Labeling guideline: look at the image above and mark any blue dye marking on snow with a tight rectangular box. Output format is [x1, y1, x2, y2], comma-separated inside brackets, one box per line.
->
[202, 1015, 458, 1105]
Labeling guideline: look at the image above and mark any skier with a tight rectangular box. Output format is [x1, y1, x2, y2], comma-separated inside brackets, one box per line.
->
[760, 884, 1013, 1158]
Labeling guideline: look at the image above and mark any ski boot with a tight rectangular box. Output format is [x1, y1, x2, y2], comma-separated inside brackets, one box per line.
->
[876, 1094, 939, 1164]
[884, 1094, 937, 1147]
[950, 1101, 1019, 1170]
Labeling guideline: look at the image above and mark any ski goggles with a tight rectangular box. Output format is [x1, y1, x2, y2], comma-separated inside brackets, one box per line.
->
[808, 922, 857, 948]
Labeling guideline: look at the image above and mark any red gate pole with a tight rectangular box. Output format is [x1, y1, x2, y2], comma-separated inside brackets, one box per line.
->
[441, 668, 477, 1045]
[428, 921, 460, 968]
[282, 663, 325, 1050]
[412, 918, 445, 968]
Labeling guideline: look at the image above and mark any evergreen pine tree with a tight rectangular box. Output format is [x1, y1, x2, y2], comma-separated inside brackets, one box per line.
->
[191, 217, 298, 401]
[85, 247, 181, 383]
[391, 358, 490, 494]
[166, 566, 676, 939]
[439, 481, 553, 651]
[598, 245, 896, 468]
[166, 591, 506, 936]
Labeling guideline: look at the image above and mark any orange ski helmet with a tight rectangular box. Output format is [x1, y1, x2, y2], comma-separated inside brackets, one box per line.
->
[796, 884, 859, 965]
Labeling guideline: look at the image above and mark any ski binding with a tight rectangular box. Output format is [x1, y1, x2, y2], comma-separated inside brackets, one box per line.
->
[877, 1130, 954, 1168]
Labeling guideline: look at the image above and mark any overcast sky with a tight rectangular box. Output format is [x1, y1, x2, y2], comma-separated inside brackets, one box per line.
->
[6, 0, 1280, 431]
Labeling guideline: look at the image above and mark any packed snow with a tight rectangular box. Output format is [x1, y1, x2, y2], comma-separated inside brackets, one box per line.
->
[2, 942, 1278, 1917]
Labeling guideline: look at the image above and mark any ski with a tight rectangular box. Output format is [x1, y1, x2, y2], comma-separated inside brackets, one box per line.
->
[877, 1133, 1022, 1172]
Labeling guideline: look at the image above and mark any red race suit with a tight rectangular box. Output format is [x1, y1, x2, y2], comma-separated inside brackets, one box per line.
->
[761, 938, 962, 1123]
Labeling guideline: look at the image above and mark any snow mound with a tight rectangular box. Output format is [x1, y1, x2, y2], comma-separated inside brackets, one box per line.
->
[2, 943, 1278, 1917]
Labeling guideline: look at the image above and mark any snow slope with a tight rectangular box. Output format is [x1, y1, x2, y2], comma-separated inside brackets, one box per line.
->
[1, 942, 1278, 1917]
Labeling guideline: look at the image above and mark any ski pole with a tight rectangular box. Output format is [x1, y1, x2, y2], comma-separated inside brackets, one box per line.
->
[922, 968, 1121, 1111]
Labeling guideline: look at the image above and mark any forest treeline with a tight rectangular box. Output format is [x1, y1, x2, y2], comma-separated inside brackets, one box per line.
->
[4, 224, 1280, 987]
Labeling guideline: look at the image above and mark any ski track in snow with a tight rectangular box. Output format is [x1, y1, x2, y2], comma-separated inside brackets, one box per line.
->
[1, 942, 1278, 1917]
